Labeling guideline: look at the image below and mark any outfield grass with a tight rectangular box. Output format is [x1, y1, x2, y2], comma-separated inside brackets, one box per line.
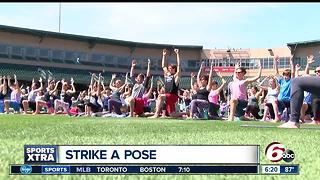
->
[0, 114, 319, 180]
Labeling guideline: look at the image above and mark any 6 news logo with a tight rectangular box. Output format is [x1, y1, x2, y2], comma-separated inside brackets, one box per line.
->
[265, 142, 295, 163]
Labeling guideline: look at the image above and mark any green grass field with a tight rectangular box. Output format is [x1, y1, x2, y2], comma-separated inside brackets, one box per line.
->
[1, 114, 320, 180]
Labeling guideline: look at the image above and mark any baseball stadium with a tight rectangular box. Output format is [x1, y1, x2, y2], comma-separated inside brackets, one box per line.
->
[1, 24, 320, 179]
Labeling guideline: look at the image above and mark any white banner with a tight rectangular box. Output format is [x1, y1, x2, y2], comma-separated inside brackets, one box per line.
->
[57, 145, 259, 164]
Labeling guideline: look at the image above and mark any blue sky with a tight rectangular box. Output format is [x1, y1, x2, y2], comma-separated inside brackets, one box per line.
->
[0, 3, 320, 49]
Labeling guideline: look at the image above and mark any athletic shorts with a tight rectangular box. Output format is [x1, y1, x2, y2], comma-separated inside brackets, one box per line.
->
[9, 101, 20, 111]
[134, 98, 144, 115]
[165, 93, 179, 114]
[28, 101, 37, 111]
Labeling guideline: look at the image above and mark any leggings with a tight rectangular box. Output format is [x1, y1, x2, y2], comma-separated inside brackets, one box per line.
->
[108, 99, 122, 115]
[290, 76, 320, 123]
[312, 98, 320, 120]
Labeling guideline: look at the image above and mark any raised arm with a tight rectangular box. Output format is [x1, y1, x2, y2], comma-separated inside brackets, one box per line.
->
[255, 87, 264, 100]
[1, 76, 7, 95]
[145, 76, 154, 98]
[7, 75, 14, 91]
[174, 49, 181, 81]
[214, 72, 226, 94]
[14, 74, 18, 86]
[34, 77, 43, 92]
[258, 76, 269, 90]
[174, 49, 181, 77]
[146, 59, 151, 77]
[161, 49, 169, 75]
[273, 55, 280, 77]
[69, 78, 76, 94]
[245, 60, 262, 84]
[109, 74, 117, 91]
[50, 81, 60, 95]
[97, 76, 101, 96]
[206, 60, 214, 91]
[197, 61, 204, 86]
[190, 72, 195, 91]
[304, 55, 314, 75]
[130, 59, 137, 78]
[233, 61, 240, 81]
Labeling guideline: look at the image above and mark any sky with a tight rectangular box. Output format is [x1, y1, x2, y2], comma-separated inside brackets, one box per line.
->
[0, 3, 320, 49]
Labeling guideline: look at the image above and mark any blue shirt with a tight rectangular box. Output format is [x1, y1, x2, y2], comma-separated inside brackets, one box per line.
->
[278, 77, 291, 101]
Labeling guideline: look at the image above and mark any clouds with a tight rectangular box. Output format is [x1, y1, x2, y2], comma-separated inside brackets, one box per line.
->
[0, 3, 319, 49]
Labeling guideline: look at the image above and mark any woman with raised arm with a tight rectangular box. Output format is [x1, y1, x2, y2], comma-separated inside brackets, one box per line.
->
[53, 78, 76, 115]
[22, 77, 43, 114]
[126, 59, 151, 117]
[208, 71, 226, 119]
[228, 61, 262, 121]
[245, 85, 264, 120]
[258, 75, 280, 121]
[270, 55, 295, 122]
[108, 73, 127, 115]
[33, 79, 59, 115]
[87, 73, 104, 116]
[149, 48, 181, 118]
[188, 60, 214, 119]
[4, 74, 22, 113]
[142, 76, 154, 114]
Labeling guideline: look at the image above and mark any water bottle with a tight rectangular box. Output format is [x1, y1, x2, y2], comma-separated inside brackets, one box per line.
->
[282, 108, 288, 122]
[203, 109, 208, 120]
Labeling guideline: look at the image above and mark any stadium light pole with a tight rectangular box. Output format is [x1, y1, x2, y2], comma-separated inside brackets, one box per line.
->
[59, 3, 61, 33]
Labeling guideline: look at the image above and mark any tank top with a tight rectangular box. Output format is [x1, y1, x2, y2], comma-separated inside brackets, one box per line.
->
[10, 90, 21, 103]
[111, 89, 121, 100]
[230, 80, 247, 100]
[28, 90, 37, 102]
[248, 95, 259, 106]
[164, 74, 179, 95]
[196, 87, 209, 101]
[61, 90, 72, 105]
[266, 87, 278, 103]
[208, 90, 219, 104]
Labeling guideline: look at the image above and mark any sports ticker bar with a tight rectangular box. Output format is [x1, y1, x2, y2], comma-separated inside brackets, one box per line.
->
[11, 165, 259, 175]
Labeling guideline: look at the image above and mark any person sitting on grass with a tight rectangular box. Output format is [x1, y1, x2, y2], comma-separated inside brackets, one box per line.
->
[126, 59, 151, 117]
[86, 74, 103, 116]
[4, 75, 22, 114]
[0, 76, 7, 113]
[53, 78, 76, 115]
[22, 77, 43, 114]
[271, 55, 295, 123]
[178, 89, 192, 114]
[228, 61, 262, 121]
[258, 75, 280, 121]
[142, 76, 155, 115]
[244, 85, 264, 120]
[189, 61, 214, 119]
[33, 79, 59, 115]
[107, 73, 127, 115]
[208, 71, 226, 119]
[149, 48, 181, 118]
